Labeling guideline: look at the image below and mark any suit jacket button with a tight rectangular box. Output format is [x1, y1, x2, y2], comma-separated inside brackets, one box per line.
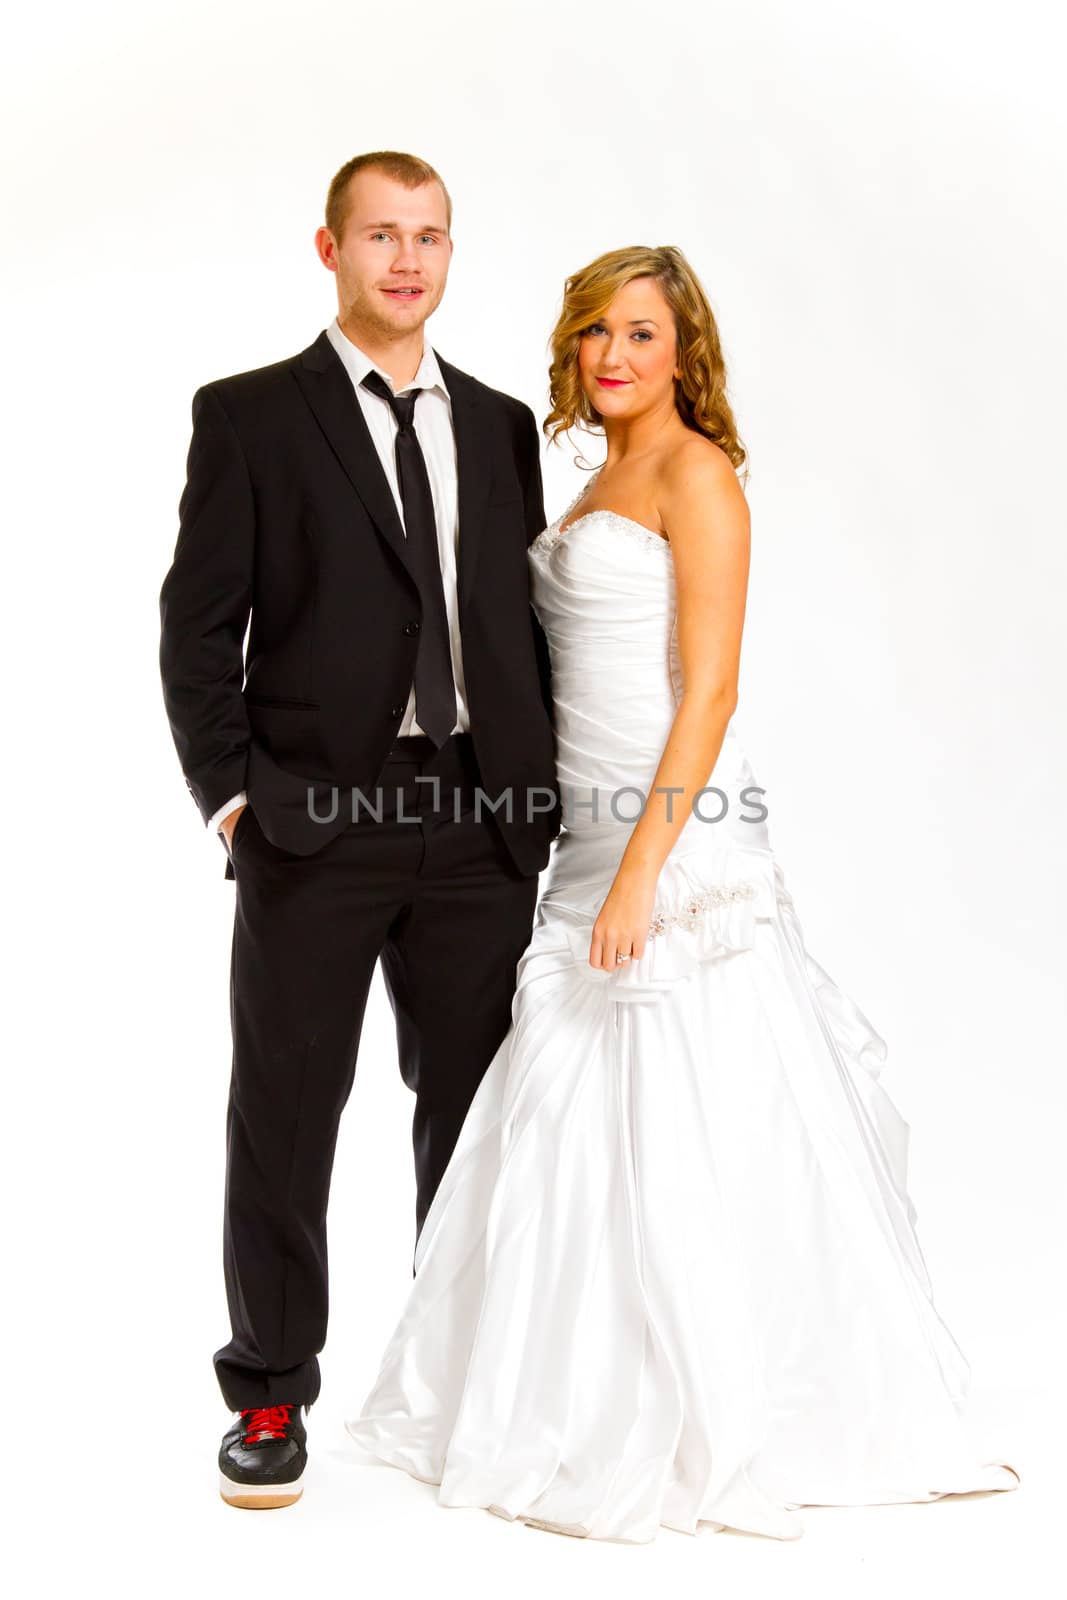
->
[391, 703, 405, 717]
[403, 620, 420, 635]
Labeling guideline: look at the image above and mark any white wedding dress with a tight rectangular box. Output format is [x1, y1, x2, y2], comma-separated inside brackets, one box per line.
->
[344, 479, 1018, 1542]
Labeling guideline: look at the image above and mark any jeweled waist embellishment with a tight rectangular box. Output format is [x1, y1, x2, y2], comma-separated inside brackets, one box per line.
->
[648, 881, 758, 937]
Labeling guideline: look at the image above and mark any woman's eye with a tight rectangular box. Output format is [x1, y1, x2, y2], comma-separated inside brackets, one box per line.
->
[582, 323, 650, 340]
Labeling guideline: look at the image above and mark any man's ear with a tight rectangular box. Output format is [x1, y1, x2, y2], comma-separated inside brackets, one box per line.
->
[314, 226, 339, 273]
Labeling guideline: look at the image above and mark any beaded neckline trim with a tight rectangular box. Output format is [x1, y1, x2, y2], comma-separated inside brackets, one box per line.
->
[532, 509, 672, 559]
[531, 468, 671, 560]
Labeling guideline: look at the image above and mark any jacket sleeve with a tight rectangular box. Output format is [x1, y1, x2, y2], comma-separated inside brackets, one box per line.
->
[517, 403, 555, 727]
[519, 402, 547, 549]
[159, 384, 254, 825]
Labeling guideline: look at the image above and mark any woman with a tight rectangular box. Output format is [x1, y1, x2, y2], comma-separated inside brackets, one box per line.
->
[344, 245, 1019, 1542]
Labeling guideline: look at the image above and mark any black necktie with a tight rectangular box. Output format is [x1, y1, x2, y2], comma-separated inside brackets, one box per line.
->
[361, 370, 457, 746]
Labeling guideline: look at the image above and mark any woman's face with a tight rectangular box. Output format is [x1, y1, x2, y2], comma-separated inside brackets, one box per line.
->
[576, 276, 681, 423]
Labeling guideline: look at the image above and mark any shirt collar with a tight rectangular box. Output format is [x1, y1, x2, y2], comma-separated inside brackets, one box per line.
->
[326, 317, 450, 402]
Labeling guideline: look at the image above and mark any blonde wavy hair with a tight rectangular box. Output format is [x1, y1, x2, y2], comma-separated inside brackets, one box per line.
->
[544, 244, 747, 480]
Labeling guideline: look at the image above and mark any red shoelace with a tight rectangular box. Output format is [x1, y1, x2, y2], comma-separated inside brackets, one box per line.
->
[240, 1403, 293, 1444]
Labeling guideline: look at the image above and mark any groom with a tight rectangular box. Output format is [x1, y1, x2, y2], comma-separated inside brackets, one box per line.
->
[158, 151, 560, 1508]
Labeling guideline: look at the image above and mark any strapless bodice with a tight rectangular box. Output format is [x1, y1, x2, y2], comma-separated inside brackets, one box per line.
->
[528, 497, 765, 855]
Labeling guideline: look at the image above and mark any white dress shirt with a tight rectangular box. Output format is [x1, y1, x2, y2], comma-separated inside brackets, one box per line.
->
[209, 317, 471, 837]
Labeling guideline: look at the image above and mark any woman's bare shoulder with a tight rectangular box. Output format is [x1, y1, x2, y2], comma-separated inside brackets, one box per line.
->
[656, 434, 747, 524]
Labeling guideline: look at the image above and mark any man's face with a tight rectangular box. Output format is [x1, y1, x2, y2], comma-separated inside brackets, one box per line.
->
[317, 170, 453, 339]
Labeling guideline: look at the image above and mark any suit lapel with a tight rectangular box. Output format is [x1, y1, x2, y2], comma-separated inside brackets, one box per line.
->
[291, 330, 416, 584]
[292, 332, 492, 608]
[436, 356, 491, 611]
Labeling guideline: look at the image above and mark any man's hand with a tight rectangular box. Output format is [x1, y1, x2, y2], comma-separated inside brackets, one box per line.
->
[220, 803, 248, 850]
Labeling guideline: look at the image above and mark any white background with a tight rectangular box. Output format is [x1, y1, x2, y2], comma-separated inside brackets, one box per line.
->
[3, 1, 1064, 1595]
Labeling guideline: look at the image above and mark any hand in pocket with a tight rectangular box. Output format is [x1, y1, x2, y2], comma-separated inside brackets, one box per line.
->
[221, 804, 249, 852]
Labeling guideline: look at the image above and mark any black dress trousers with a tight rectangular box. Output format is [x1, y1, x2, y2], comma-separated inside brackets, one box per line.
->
[212, 733, 539, 1411]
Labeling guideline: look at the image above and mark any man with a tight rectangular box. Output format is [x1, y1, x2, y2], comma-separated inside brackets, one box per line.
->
[158, 150, 560, 1509]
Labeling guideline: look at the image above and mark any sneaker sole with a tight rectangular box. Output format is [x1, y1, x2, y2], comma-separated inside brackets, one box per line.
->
[219, 1470, 304, 1509]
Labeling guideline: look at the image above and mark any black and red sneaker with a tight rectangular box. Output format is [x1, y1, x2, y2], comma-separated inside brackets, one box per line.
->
[218, 1403, 307, 1508]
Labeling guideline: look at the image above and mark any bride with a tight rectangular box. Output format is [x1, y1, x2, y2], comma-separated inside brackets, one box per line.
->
[344, 244, 1020, 1542]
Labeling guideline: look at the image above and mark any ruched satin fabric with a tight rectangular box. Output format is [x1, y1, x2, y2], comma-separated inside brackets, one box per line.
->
[344, 498, 1018, 1542]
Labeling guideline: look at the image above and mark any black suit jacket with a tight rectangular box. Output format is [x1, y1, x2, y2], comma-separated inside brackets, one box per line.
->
[159, 329, 561, 879]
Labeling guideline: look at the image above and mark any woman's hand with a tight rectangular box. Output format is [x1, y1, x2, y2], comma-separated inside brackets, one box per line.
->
[589, 866, 659, 972]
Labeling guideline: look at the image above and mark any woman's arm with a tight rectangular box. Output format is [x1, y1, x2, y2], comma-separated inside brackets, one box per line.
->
[588, 442, 751, 972]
